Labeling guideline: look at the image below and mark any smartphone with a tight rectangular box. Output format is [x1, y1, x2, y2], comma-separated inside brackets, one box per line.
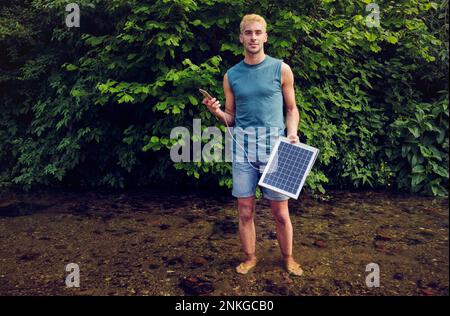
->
[199, 88, 213, 99]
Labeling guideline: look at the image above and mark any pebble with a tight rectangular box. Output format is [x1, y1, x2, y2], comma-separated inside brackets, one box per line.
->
[393, 273, 404, 280]
[313, 240, 326, 248]
[192, 256, 208, 267]
[420, 288, 434, 296]
[180, 276, 214, 295]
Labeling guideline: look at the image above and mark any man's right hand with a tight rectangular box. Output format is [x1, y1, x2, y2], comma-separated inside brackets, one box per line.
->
[202, 97, 222, 116]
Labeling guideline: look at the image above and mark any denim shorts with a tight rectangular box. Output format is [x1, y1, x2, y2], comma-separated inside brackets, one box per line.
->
[232, 159, 289, 201]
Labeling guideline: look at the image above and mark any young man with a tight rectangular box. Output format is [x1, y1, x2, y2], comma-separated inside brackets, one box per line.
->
[202, 14, 303, 276]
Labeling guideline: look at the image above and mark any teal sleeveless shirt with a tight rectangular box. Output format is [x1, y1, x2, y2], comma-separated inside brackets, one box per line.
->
[226, 55, 285, 162]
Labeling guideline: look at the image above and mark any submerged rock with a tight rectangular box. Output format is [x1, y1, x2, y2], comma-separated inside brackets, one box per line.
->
[159, 224, 170, 230]
[264, 279, 295, 296]
[17, 252, 40, 261]
[191, 257, 208, 268]
[213, 220, 238, 235]
[179, 276, 214, 295]
[313, 240, 326, 248]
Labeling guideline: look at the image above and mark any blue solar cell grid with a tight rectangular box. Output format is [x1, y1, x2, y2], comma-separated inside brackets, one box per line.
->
[263, 141, 314, 195]
[259, 137, 319, 199]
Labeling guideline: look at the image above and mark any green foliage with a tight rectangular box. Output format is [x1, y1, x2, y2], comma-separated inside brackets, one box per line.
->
[0, 0, 448, 196]
[385, 92, 449, 196]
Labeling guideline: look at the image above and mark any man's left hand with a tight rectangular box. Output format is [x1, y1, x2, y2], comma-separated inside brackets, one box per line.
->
[287, 134, 299, 144]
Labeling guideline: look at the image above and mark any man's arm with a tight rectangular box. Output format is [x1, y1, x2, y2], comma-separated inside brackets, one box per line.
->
[281, 62, 300, 143]
[221, 73, 236, 126]
[201, 73, 235, 126]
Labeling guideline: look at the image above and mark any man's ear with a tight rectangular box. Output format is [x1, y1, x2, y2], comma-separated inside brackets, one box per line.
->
[239, 33, 243, 44]
[264, 32, 268, 43]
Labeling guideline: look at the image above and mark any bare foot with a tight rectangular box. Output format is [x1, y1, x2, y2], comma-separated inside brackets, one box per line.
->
[285, 258, 304, 276]
[236, 258, 257, 274]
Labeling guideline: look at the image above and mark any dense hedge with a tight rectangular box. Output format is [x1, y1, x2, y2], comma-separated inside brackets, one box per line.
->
[0, 0, 448, 195]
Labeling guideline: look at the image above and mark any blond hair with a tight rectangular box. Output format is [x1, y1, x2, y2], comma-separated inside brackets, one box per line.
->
[239, 14, 267, 33]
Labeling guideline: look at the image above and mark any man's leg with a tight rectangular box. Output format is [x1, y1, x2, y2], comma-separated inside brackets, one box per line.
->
[236, 196, 258, 274]
[269, 200, 303, 276]
[232, 158, 259, 274]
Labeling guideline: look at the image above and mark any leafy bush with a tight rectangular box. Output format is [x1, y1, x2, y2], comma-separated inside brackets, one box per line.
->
[0, 0, 448, 196]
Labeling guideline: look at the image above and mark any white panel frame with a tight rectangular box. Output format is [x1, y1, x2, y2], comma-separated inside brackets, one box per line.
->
[258, 137, 319, 199]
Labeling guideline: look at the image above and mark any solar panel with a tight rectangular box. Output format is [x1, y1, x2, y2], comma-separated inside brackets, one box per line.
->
[258, 137, 319, 199]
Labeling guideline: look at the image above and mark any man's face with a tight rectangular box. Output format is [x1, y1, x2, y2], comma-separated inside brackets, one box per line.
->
[239, 21, 268, 55]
